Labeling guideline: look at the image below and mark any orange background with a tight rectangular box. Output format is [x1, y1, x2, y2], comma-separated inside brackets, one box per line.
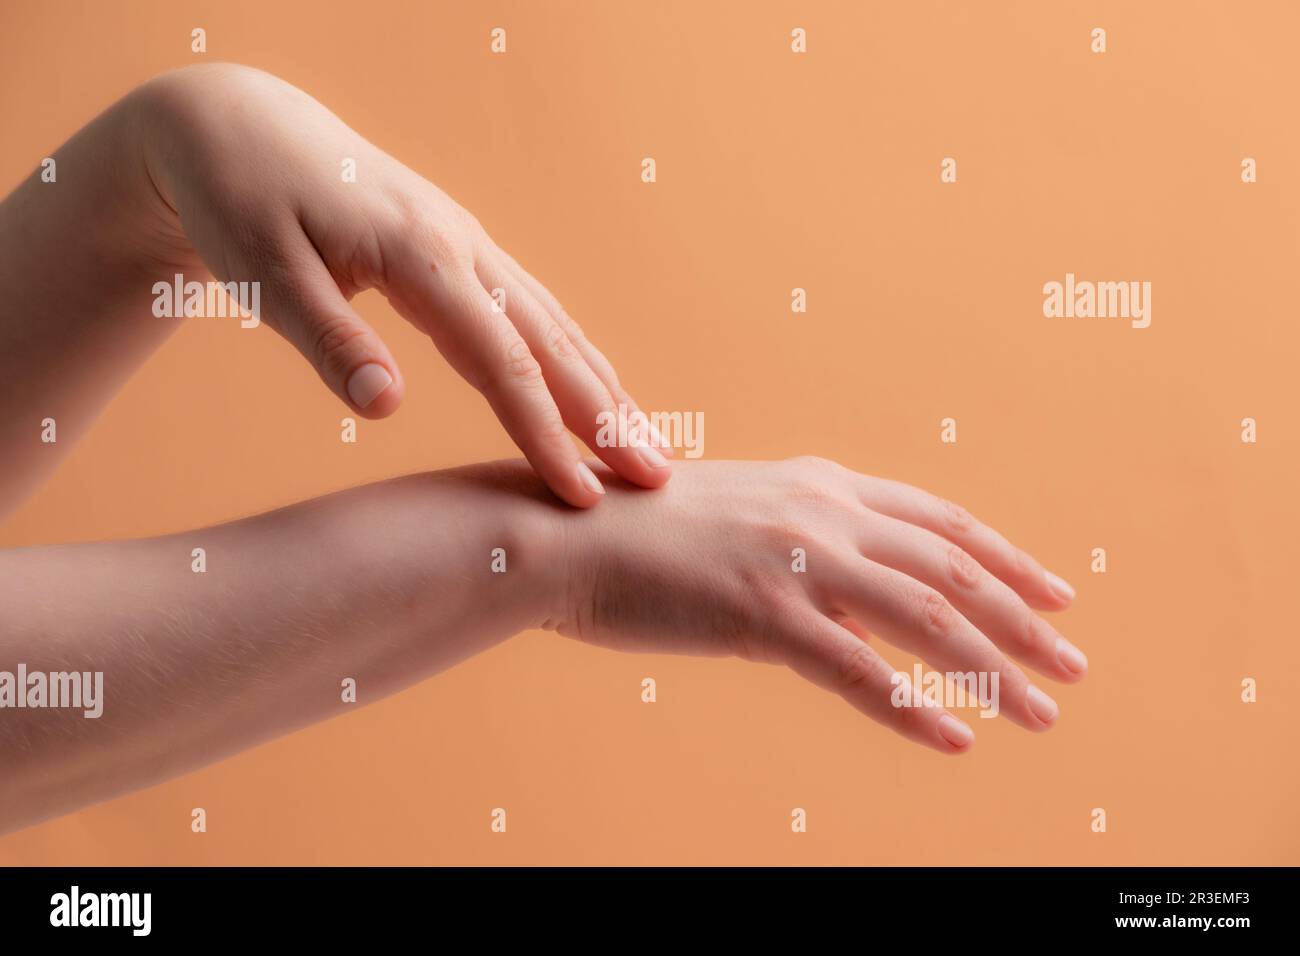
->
[0, 0, 1296, 865]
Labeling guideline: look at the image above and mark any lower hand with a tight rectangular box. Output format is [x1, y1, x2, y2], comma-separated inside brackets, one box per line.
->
[549, 456, 1085, 753]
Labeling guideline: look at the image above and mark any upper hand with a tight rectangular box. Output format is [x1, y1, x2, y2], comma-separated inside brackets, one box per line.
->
[133, 63, 670, 507]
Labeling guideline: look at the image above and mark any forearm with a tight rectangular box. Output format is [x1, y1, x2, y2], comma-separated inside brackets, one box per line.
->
[0, 83, 193, 518]
[0, 460, 565, 835]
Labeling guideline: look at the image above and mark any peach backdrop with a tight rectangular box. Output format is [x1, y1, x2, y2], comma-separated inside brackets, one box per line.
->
[0, 0, 1296, 864]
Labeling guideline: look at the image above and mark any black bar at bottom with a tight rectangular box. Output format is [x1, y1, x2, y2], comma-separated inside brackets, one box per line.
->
[0, 866, 1286, 942]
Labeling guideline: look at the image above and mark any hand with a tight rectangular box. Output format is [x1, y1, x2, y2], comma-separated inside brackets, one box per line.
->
[552, 457, 1085, 753]
[132, 63, 670, 507]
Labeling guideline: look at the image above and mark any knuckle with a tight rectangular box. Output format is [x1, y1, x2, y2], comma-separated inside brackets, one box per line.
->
[350, 218, 389, 293]
[788, 454, 831, 471]
[1018, 609, 1045, 650]
[393, 207, 468, 267]
[946, 544, 982, 590]
[759, 518, 812, 549]
[533, 411, 571, 443]
[836, 641, 885, 692]
[939, 497, 974, 534]
[544, 320, 578, 359]
[383, 186, 420, 224]
[310, 317, 369, 377]
[779, 460, 852, 512]
[501, 338, 545, 386]
[918, 587, 955, 640]
[418, 230, 463, 268]
[787, 478, 838, 511]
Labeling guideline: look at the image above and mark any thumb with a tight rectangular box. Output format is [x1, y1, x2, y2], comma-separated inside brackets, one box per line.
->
[254, 236, 405, 418]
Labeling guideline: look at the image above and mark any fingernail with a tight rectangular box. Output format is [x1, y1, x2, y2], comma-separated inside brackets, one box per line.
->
[576, 461, 605, 496]
[1045, 570, 1075, 602]
[637, 443, 670, 470]
[346, 363, 393, 410]
[1056, 637, 1088, 675]
[1026, 686, 1059, 725]
[937, 713, 974, 749]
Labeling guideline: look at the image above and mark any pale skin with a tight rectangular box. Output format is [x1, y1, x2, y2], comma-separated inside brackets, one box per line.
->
[0, 62, 670, 516]
[0, 65, 1086, 837]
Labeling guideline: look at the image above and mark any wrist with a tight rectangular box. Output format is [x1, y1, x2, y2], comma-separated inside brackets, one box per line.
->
[126, 73, 202, 261]
[131, 63, 281, 222]
[364, 462, 578, 639]
[466, 461, 578, 635]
